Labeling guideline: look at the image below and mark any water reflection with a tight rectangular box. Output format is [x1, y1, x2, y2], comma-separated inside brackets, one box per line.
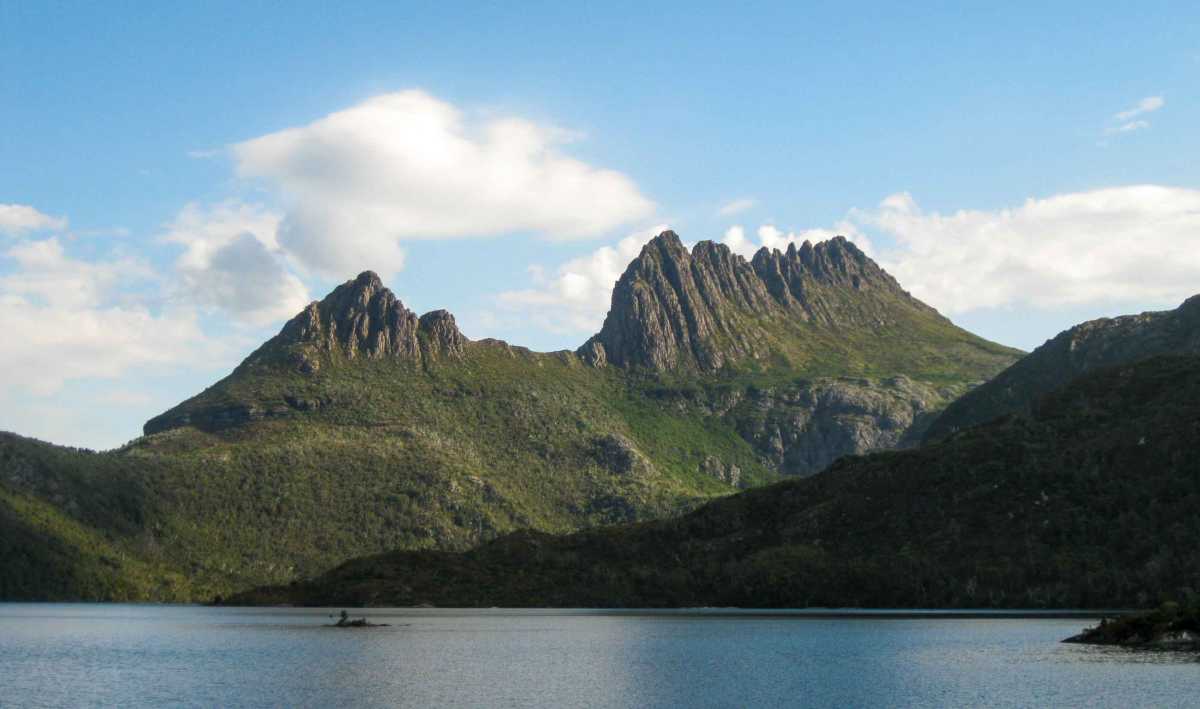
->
[1, 605, 1198, 708]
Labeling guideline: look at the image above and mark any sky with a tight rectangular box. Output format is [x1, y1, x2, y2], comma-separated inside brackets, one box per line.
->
[2, 1, 1199, 449]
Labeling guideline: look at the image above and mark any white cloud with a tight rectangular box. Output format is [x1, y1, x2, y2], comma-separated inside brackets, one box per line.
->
[1114, 95, 1164, 121]
[163, 201, 310, 326]
[233, 90, 654, 278]
[0, 204, 67, 235]
[1105, 96, 1165, 136]
[858, 186, 1200, 314]
[496, 224, 670, 334]
[722, 222, 874, 258]
[1115, 120, 1150, 133]
[0, 237, 220, 398]
[716, 197, 757, 216]
[2, 237, 152, 309]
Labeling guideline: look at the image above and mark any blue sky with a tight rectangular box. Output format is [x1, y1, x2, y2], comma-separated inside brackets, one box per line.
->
[2, 1, 1199, 448]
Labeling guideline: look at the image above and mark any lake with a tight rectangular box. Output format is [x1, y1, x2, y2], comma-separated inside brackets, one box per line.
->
[1, 605, 1197, 707]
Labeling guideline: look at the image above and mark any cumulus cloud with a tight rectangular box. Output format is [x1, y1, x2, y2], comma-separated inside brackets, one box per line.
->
[163, 201, 310, 326]
[496, 224, 670, 334]
[0, 237, 219, 397]
[233, 90, 654, 278]
[716, 197, 757, 216]
[0, 204, 67, 235]
[859, 186, 1200, 314]
[721, 222, 873, 258]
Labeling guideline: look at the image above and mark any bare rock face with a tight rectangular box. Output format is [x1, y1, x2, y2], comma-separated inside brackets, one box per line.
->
[578, 231, 940, 371]
[718, 377, 949, 476]
[925, 294, 1200, 441]
[418, 310, 467, 359]
[243, 271, 467, 374]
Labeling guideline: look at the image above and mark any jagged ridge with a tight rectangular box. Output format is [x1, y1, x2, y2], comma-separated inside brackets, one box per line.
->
[248, 270, 466, 372]
[579, 231, 973, 372]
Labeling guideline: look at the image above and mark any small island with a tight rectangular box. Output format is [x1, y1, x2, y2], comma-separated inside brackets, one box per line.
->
[1064, 601, 1200, 650]
[329, 610, 389, 628]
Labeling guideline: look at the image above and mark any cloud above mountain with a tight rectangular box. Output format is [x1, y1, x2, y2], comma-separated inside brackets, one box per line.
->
[496, 224, 670, 334]
[232, 90, 654, 278]
[0, 236, 218, 398]
[163, 201, 310, 326]
[864, 185, 1200, 314]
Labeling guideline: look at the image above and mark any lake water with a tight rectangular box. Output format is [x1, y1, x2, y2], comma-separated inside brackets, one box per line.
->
[1, 605, 1197, 708]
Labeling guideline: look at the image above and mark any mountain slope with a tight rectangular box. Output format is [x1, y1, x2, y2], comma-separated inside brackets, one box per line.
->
[232, 354, 1200, 609]
[924, 295, 1200, 441]
[0, 232, 1018, 601]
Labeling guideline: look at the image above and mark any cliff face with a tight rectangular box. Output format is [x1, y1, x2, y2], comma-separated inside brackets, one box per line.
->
[245, 270, 466, 374]
[925, 295, 1200, 441]
[716, 377, 952, 475]
[579, 231, 942, 371]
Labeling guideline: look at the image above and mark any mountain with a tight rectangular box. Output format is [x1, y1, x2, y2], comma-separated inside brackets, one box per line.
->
[0, 232, 1018, 601]
[580, 232, 1013, 376]
[924, 295, 1200, 442]
[230, 354, 1200, 609]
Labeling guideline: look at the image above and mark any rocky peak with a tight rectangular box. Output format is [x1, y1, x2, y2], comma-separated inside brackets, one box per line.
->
[579, 230, 938, 371]
[418, 309, 467, 358]
[244, 271, 466, 373]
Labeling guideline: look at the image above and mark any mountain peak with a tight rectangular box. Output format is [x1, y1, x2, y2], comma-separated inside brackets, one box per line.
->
[579, 231, 944, 371]
[353, 270, 384, 289]
[241, 272, 466, 374]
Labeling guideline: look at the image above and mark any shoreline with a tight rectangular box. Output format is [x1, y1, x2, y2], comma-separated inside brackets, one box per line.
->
[0, 602, 1128, 619]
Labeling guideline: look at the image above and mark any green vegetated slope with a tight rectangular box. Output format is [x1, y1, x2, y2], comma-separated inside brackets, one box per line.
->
[925, 294, 1200, 442]
[0, 233, 1019, 601]
[233, 355, 1200, 609]
[0, 350, 767, 600]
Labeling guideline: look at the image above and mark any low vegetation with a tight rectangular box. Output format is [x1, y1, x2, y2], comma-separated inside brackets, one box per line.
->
[230, 355, 1200, 609]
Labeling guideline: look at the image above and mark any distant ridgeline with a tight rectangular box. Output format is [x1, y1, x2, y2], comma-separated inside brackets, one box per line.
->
[925, 295, 1200, 442]
[4, 230, 1022, 601]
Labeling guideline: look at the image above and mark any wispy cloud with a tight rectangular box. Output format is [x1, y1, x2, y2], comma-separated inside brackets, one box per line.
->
[1105, 96, 1164, 136]
[716, 197, 757, 217]
[1114, 96, 1164, 121]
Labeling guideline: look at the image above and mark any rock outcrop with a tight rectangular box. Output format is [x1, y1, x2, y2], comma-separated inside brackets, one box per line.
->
[245, 271, 467, 374]
[925, 294, 1200, 441]
[578, 231, 942, 371]
[718, 377, 949, 476]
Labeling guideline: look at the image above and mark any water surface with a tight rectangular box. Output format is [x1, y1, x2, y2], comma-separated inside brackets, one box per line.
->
[1, 605, 1196, 707]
